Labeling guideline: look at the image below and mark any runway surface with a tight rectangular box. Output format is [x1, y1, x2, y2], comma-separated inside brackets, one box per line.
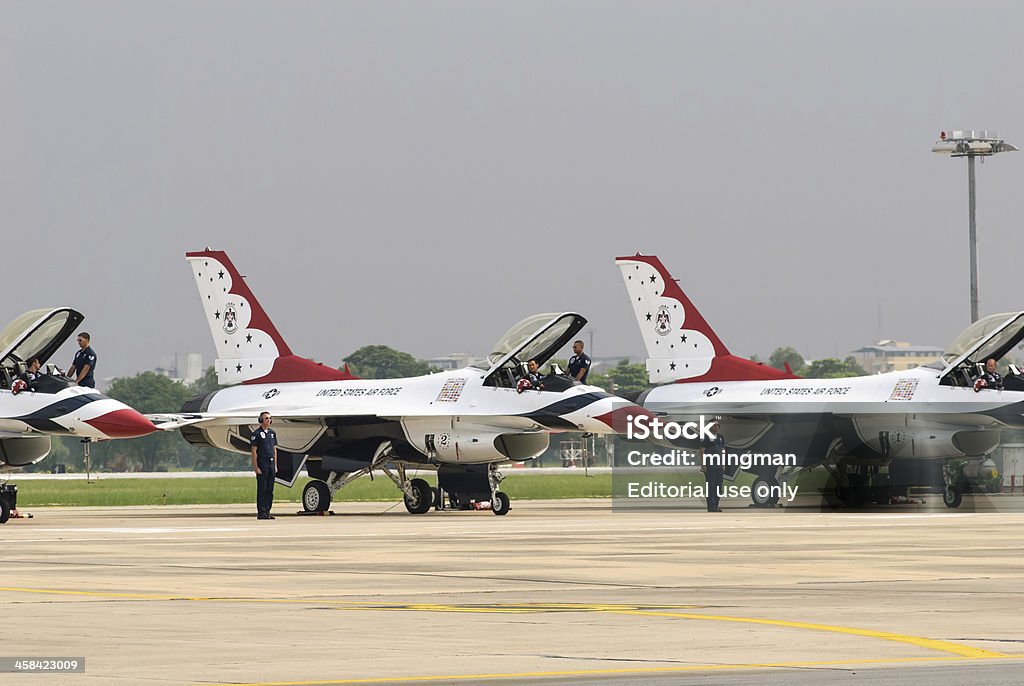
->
[1, 495, 1023, 684]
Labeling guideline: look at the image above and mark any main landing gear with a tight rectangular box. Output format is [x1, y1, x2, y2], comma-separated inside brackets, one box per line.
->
[941, 462, 965, 509]
[299, 443, 514, 516]
[301, 441, 436, 514]
[432, 462, 512, 516]
[434, 464, 510, 516]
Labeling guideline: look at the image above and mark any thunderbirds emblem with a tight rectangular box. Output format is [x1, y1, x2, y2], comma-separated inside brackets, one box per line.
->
[223, 303, 238, 334]
[655, 306, 672, 336]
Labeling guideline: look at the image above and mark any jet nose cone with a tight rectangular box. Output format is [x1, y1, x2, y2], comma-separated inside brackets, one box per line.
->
[593, 403, 655, 433]
[85, 408, 158, 438]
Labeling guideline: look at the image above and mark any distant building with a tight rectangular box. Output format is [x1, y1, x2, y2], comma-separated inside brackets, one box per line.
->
[424, 353, 487, 371]
[853, 340, 943, 374]
[154, 353, 204, 385]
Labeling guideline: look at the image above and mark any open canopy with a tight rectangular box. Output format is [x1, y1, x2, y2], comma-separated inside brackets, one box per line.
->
[940, 312, 1024, 370]
[0, 308, 85, 367]
[477, 312, 588, 373]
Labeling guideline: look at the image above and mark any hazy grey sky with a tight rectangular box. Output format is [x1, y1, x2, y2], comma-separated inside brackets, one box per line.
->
[3, 1, 1022, 379]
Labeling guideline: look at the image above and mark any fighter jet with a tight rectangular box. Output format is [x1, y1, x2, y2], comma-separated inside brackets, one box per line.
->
[616, 253, 1024, 508]
[153, 249, 641, 516]
[0, 307, 158, 521]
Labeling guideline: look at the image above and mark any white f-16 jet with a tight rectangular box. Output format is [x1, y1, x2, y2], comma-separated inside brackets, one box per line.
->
[155, 249, 641, 515]
[617, 253, 1024, 508]
[0, 308, 158, 521]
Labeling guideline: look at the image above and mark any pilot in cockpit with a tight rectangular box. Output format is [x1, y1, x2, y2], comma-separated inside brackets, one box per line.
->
[10, 357, 42, 395]
[973, 358, 1004, 392]
[524, 359, 545, 390]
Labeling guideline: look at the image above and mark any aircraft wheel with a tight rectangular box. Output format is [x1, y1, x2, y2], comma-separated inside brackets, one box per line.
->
[836, 474, 869, 506]
[404, 478, 433, 514]
[751, 477, 780, 507]
[943, 486, 963, 509]
[0, 498, 10, 524]
[302, 480, 331, 512]
[492, 491, 511, 516]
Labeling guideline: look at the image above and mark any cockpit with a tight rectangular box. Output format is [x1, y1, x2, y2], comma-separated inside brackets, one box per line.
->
[0, 308, 84, 395]
[934, 312, 1024, 389]
[478, 312, 588, 392]
[0, 363, 75, 394]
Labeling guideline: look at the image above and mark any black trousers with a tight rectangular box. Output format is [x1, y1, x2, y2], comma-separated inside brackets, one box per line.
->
[256, 466, 276, 515]
[706, 467, 724, 511]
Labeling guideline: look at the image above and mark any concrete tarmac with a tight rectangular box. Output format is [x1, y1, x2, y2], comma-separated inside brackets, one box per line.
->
[1, 495, 1023, 685]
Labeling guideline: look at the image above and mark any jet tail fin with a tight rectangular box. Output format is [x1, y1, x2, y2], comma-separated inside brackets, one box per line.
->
[615, 253, 799, 384]
[186, 249, 357, 385]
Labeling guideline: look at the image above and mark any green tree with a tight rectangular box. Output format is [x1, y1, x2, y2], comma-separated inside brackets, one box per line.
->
[804, 356, 867, 379]
[189, 365, 223, 396]
[768, 347, 806, 375]
[343, 345, 436, 379]
[590, 359, 650, 398]
[105, 372, 194, 471]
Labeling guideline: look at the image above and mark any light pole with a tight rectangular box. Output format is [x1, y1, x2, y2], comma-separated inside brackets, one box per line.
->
[932, 130, 1017, 323]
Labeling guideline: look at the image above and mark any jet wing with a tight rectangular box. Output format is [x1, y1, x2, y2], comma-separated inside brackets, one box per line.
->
[148, 409, 334, 431]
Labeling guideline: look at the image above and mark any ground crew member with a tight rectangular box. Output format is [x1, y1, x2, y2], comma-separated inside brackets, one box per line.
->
[700, 421, 725, 512]
[567, 340, 591, 383]
[250, 411, 278, 519]
[67, 332, 97, 388]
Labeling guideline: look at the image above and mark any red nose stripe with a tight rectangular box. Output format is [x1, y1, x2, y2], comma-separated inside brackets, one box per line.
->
[85, 409, 158, 438]
[593, 406, 655, 432]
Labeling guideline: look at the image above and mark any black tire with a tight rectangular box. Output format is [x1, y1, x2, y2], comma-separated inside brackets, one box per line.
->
[0, 499, 10, 524]
[943, 486, 963, 509]
[404, 478, 433, 514]
[492, 491, 511, 516]
[751, 477, 780, 507]
[836, 473, 870, 507]
[302, 480, 331, 513]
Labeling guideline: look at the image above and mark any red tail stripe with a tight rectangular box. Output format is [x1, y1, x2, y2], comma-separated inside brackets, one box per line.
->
[243, 355, 358, 385]
[672, 354, 799, 383]
[186, 249, 293, 357]
[616, 254, 729, 357]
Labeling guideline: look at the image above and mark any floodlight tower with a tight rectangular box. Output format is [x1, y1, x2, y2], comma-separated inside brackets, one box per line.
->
[932, 130, 1017, 323]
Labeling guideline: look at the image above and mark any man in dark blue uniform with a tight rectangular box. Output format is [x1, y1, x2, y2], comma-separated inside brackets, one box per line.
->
[700, 421, 725, 512]
[20, 358, 42, 392]
[67, 332, 97, 387]
[525, 359, 545, 390]
[567, 340, 591, 383]
[250, 411, 278, 519]
[974, 358, 1004, 392]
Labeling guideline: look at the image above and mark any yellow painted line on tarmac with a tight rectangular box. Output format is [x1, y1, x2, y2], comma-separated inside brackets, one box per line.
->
[0, 587, 1009, 660]
[608, 609, 1006, 658]
[334, 602, 705, 614]
[198, 655, 1020, 686]
[0, 586, 192, 600]
[0, 586, 367, 605]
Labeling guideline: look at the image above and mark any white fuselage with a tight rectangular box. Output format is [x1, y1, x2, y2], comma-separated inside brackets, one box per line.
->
[193, 368, 624, 465]
[642, 367, 1024, 461]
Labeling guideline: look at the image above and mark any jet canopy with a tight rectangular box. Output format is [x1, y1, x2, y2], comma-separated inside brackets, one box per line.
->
[941, 312, 1024, 366]
[0, 308, 84, 393]
[480, 312, 588, 371]
[0, 308, 84, 368]
[937, 311, 1024, 386]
